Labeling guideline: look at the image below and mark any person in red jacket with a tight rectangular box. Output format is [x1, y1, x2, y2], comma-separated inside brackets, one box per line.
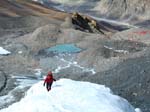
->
[44, 71, 56, 91]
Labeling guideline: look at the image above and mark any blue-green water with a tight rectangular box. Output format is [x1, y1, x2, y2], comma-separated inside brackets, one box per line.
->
[46, 44, 82, 54]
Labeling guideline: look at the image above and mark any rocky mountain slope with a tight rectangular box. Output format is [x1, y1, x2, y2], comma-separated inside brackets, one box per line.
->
[39, 0, 150, 25]
[93, 0, 150, 21]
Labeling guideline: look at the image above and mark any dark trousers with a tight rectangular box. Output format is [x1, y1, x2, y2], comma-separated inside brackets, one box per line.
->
[46, 82, 53, 91]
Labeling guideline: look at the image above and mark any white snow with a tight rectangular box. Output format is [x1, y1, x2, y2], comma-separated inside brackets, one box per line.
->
[34, 69, 42, 79]
[18, 51, 23, 54]
[50, 0, 85, 5]
[104, 45, 129, 54]
[12, 75, 38, 89]
[53, 56, 96, 74]
[89, 15, 137, 28]
[32, 0, 44, 4]
[135, 108, 142, 112]
[33, 0, 85, 5]
[0, 47, 11, 55]
[0, 78, 138, 112]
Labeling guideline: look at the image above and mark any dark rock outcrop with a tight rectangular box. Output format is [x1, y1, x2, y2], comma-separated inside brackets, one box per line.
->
[0, 71, 7, 94]
[72, 12, 104, 34]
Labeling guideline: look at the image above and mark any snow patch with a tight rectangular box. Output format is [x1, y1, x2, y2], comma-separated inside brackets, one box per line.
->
[89, 15, 137, 28]
[1, 79, 137, 112]
[135, 108, 142, 112]
[12, 76, 38, 89]
[104, 45, 129, 54]
[53, 56, 96, 74]
[32, 0, 44, 4]
[0, 47, 11, 55]
[18, 51, 23, 54]
[34, 69, 42, 79]
[50, 0, 85, 5]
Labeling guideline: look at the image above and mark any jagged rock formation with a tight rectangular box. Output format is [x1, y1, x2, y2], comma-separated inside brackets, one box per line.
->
[72, 12, 104, 34]
[61, 12, 128, 34]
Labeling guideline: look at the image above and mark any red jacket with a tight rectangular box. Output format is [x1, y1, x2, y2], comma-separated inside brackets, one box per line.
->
[44, 74, 56, 83]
